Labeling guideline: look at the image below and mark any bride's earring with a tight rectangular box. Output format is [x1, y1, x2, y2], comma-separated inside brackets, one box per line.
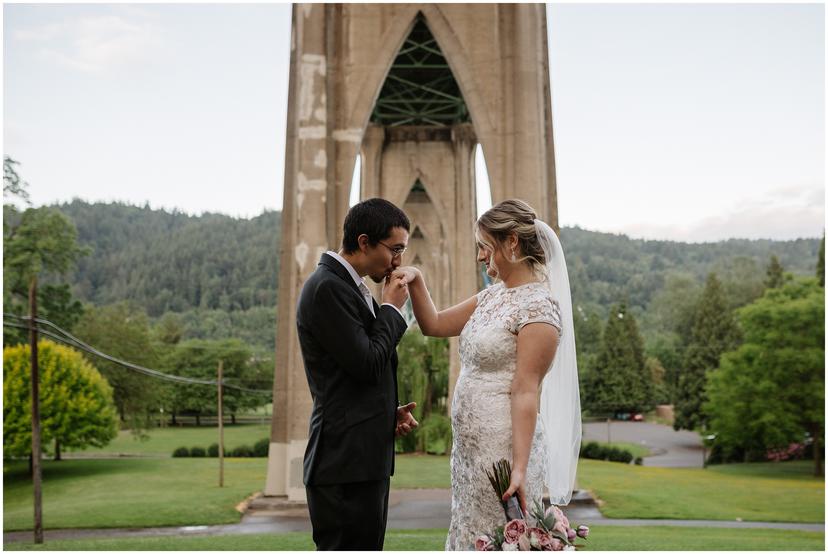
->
[511, 248, 517, 263]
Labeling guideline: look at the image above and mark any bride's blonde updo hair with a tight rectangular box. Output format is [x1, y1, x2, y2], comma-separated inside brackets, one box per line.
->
[475, 198, 547, 276]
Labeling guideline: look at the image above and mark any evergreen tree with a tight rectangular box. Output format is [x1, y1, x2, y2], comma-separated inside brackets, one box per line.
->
[673, 273, 741, 431]
[643, 272, 702, 402]
[817, 234, 824, 287]
[646, 355, 671, 405]
[764, 255, 785, 289]
[583, 303, 653, 414]
[573, 305, 603, 398]
[573, 306, 603, 362]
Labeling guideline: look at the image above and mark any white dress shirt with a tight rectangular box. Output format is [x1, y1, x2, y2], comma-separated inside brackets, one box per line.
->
[326, 251, 405, 321]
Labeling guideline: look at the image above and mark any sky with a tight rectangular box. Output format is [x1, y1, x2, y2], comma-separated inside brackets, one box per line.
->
[3, 2, 825, 243]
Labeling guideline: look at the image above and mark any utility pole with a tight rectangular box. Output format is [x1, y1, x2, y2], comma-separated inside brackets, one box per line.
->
[29, 279, 43, 544]
[606, 417, 612, 445]
[218, 360, 224, 488]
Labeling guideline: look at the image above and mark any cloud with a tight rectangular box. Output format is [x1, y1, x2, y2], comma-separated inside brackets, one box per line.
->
[616, 183, 824, 242]
[14, 11, 162, 73]
[13, 22, 64, 42]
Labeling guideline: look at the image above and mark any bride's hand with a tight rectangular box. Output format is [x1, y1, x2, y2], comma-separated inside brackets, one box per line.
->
[502, 468, 528, 515]
[391, 266, 420, 285]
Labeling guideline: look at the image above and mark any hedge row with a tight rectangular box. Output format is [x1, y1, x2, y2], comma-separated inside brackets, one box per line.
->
[579, 441, 641, 464]
[171, 438, 642, 465]
[172, 438, 269, 458]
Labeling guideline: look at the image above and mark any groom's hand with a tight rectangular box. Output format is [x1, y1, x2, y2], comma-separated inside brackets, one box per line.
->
[395, 402, 419, 437]
[382, 274, 409, 309]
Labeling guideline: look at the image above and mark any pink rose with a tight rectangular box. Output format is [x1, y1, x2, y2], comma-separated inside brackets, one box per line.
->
[552, 520, 568, 538]
[475, 535, 495, 551]
[537, 530, 555, 551]
[549, 538, 565, 551]
[551, 506, 570, 529]
[504, 519, 528, 544]
[517, 534, 531, 551]
[527, 527, 548, 550]
[576, 525, 590, 539]
[566, 527, 577, 542]
[545, 505, 569, 528]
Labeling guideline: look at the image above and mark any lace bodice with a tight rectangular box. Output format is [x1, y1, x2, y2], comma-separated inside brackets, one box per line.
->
[445, 282, 562, 551]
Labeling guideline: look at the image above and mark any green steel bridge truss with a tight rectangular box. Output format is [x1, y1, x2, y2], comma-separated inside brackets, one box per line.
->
[371, 16, 471, 127]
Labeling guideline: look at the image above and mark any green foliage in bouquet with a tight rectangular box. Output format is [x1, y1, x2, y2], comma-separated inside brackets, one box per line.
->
[485, 459, 524, 521]
[485, 459, 512, 498]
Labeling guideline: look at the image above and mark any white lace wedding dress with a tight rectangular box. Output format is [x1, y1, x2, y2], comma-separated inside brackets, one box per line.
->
[445, 281, 562, 551]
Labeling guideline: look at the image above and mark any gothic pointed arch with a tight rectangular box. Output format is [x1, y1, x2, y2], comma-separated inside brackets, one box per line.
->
[371, 13, 470, 127]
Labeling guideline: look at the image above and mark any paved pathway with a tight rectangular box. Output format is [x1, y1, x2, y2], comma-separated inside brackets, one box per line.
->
[583, 421, 705, 467]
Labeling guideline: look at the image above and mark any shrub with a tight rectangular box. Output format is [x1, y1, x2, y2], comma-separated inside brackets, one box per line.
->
[580, 441, 635, 463]
[253, 438, 270, 457]
[207, 443, 220, 457]
[634, 456, 643, 465]
[172, 446, 190, 457]
[190, 446, 206, 457]
[419, 414, 452, 455]
[580, 442, 607, 460]
[231, 444, 254, 458]
[606, 447, 634, 464]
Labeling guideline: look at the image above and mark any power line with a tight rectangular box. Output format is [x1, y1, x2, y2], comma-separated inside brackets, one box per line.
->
[3, 314, 272, 396]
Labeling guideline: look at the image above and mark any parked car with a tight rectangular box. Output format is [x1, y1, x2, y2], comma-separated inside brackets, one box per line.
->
[614, 412, 644, 421]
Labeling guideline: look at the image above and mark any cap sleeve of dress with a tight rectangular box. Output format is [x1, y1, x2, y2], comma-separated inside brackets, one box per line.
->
[510, 289, 562, 336]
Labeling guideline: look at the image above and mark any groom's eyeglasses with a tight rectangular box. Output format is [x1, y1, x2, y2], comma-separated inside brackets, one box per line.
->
[377, 240, 407, 258]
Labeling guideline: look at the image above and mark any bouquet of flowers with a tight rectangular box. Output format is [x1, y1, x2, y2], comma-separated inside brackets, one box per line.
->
[476, 459, 589, 551]
[485, 459, 525, 521]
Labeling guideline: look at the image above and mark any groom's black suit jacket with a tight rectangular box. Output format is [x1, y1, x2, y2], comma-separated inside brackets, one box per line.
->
[296, 253, 408, 486]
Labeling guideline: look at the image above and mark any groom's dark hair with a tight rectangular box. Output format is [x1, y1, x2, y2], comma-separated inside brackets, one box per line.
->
[341, 198, 410, 254]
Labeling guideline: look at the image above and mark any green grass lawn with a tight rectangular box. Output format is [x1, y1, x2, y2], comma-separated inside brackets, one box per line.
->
[3, 454, 443, 531]
[3, 458, 268, 531]
[5, 526, 824, 551]
[392, 453, 451, 488]
[5, 454, 822, 533]
[578, 459, 825, 523]
[65, 423, 271, 457]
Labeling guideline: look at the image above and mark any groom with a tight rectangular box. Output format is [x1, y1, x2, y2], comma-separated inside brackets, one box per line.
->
[296, 198, 419, 551]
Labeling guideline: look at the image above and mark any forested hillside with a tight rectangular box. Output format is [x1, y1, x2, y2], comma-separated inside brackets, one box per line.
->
[31, 200, 820, 351]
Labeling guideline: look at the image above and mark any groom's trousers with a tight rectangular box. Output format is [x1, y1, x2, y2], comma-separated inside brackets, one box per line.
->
[306, 477, 391, 551]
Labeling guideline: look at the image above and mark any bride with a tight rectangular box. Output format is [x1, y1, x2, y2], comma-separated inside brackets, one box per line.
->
[392, 199, 581, 550]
